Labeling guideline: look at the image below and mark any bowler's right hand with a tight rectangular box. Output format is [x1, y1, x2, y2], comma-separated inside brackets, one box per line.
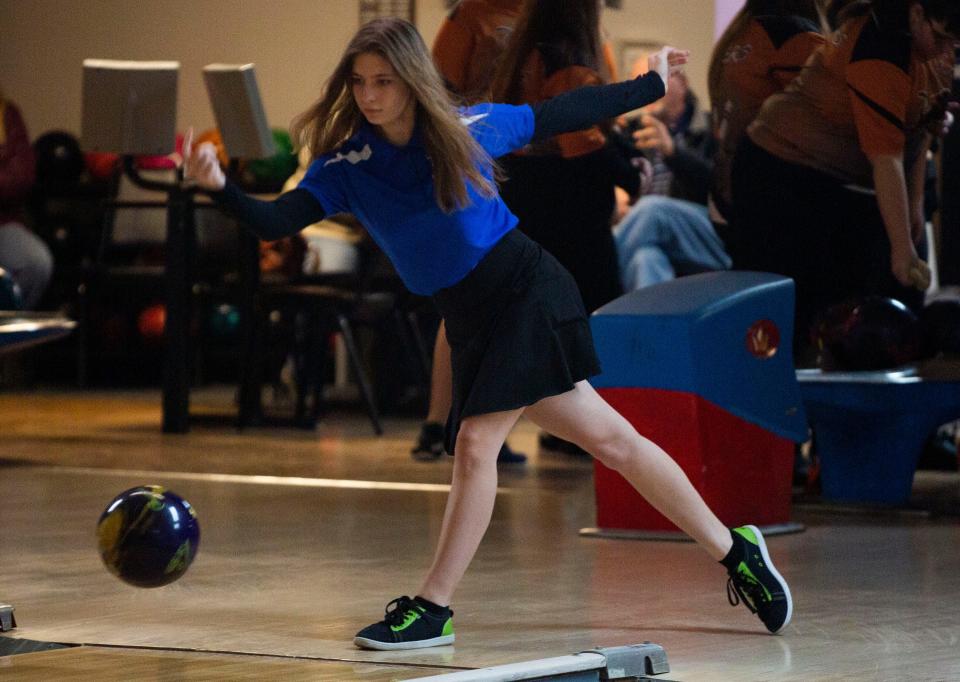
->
[181, 127, 226, 191]
[647, 46, 689, 93]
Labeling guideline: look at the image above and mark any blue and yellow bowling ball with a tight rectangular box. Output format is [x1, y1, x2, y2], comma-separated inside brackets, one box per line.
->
[96, 485, 200, 588]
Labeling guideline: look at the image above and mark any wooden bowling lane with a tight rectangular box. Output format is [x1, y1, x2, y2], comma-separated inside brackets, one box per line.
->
[0, 388, 585, 491]
[0, 646, 453, 680]
[3, 389, 960, 680]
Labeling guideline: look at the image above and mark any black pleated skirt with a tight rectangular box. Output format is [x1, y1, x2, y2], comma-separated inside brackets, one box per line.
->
[432, 229, 601, 455]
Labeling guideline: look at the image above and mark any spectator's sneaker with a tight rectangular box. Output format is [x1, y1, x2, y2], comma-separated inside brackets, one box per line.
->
[354, 596, 454, 650]
[497, 443, 527, 464]
[725, 525, 793, 633]
[411, 422, 445, 461]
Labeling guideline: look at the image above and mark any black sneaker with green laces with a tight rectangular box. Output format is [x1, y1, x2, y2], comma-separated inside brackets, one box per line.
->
[354, 596, 454, 650]
[723, 525, 793, 634]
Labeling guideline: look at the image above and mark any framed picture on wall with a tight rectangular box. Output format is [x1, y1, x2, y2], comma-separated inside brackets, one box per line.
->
[359, 0, 414, 23]
[618, 40, 662, 80]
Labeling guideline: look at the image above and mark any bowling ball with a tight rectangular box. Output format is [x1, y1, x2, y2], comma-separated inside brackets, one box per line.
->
[85, 151, 120, 181]
[33, 131, 85, 192]
[812, 296, 921, 371]
[208, 302, 240, 337]
[243, 128, 297, 191]
[135, 133, 184, 170]
[0, 267, 24, 310]
[195, 128, 230, 168]
[137, 303, 166, 339]
[920, 299, 960, 357]
[96, 485, 200, 588]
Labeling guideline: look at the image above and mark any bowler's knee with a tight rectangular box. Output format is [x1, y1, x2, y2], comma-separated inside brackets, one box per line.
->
[586, 427, 636, 472]
[454, 420, 500, 470]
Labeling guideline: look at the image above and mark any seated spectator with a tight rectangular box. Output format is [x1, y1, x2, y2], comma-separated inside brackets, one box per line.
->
[614, 1, 825, 292]
[613, 68, 725, 290]
[0, 88, 52, 309]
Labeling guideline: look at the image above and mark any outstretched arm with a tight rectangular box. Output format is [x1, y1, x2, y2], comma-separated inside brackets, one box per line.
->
[182, 128, 326, 241]
[530, 47, 688, 142]
[213, 182, 327, 241]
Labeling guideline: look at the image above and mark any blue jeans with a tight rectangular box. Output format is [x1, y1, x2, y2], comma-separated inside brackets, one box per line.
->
[613, 195, 730, 290]
[0, 222, 53, 309]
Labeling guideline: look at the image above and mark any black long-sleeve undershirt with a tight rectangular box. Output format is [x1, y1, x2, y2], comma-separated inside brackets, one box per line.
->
[529, 71, 665, 142]
[211, 71, 666, 240]
[214, 181, 323, 241]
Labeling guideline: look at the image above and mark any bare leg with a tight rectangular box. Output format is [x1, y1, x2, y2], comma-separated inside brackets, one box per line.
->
[525, 380, 732, 560]
[425, 321, 452, 424]
[417, 407, 523, 605]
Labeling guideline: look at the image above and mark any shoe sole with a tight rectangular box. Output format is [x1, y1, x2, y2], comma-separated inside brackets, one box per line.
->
[744, 524, 793, 633]
[353, 634, 454, 650]
[411, 451, 444, 462]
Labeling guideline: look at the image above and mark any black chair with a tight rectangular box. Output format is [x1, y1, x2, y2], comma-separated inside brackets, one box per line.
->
[237, 219, 431, 434]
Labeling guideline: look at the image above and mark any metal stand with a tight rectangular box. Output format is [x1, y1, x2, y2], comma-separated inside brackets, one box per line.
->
[0, 604, 16, 632]
[410, 643, 670, 681]
[122, 157, 196, 434]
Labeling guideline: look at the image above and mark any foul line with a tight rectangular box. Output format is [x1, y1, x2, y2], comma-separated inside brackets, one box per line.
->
[28, 465, 516, 495]
[71, 642, 473, 673]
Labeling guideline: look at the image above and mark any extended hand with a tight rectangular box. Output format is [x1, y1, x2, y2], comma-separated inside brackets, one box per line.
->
[891, 247, 931, 291]
[633, 114, 675, 157]
[181, 127, 226, 191]
[937, 101, 959, 137]
[647, 46, 690, 92]
[908, 258, 932, 291]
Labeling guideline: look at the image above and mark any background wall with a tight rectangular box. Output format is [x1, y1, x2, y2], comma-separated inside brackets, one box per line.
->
[0, 0, 722, 144]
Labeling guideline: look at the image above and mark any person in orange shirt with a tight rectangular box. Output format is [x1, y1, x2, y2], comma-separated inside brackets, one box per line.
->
[708, 0, 826, 228]
[731, 0, 956, 352]
[431, 0, 523, 103]
[413, 0, 625, 462]
[490, 0, 639, 313]
[412, 0, 528, 464]
[488, 0, 643, 457]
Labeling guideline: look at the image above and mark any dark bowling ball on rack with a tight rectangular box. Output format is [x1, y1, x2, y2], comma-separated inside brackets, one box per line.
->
[207, 302, 240, 338]
[33, 131, 85, 192]
[919, 299, 960, 358]
[0, 268, 24, 310]
[812, 296, 921, 371]
[137, 303, 166, 340]
[85, 151, 121, 181]
[96, 485, 200, 588]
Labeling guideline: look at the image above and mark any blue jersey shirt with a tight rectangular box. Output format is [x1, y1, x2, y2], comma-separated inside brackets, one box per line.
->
[298, 103, 535, 295]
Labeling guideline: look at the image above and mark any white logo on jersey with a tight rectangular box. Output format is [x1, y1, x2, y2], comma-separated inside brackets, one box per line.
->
[459, 113, 490, 127]
[324, 144, 373, 166]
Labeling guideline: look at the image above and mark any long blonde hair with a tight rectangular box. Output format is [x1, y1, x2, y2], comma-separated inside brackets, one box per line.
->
[291, 18, 496, 213]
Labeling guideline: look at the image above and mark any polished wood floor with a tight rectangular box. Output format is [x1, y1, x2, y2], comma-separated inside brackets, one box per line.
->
[2, 388, 960, 680]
